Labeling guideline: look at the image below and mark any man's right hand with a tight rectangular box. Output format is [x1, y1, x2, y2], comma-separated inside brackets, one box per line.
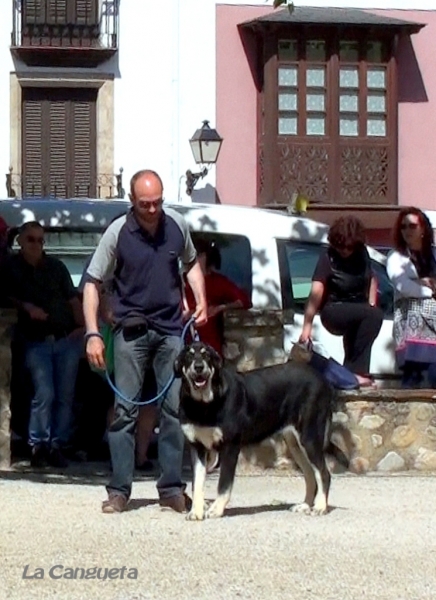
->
[86, 336, 106, 370]
[23, 303, 48, 321]
[193, 303, 208, 327]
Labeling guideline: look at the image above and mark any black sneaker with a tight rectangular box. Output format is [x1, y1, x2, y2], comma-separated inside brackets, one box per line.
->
[30, 445, 48, 468]
[48, 448, 69, 468]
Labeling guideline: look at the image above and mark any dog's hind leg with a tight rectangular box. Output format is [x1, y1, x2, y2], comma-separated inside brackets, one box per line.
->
[206, 444, 240, 519]
[282, 427, 317, 515]
[301, 436, 331, 516]
[187, 444, 208, 521]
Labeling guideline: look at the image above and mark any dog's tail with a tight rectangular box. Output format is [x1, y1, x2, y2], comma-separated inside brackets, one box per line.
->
[326, 385, 352, 470]
[325, 440, 350, 469]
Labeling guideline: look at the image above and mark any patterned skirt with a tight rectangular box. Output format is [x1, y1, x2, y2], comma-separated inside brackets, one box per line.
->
[393, 297, 436, 368]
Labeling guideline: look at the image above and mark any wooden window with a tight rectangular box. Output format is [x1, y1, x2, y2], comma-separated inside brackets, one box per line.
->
[260, 32, 396, 206]
[23, 0, 98, 25]
[22, 87, 97, 198]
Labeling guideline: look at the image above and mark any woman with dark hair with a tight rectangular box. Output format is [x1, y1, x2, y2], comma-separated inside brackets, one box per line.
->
[299, 216, 383, 387]
[387, 207, 436, 387]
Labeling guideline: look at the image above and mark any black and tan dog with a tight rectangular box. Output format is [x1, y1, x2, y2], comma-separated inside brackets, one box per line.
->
[175, 341, 349, 521]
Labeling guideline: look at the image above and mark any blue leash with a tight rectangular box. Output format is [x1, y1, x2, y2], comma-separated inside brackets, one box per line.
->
[103, 316, 198, 406]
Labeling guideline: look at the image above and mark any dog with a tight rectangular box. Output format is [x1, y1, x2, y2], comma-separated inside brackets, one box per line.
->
[175, 341, 349, 521]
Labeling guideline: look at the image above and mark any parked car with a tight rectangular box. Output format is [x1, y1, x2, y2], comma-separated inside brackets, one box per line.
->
[0, 197, 395, 377]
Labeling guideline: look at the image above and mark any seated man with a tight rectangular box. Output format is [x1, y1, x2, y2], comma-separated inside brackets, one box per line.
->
[3, 221, 84, 467]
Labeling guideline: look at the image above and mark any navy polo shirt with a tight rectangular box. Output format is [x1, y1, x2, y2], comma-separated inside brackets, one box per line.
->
[86, 207, 196, 335]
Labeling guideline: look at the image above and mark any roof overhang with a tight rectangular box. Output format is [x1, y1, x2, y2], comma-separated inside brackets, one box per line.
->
[239, 7, 426, 35]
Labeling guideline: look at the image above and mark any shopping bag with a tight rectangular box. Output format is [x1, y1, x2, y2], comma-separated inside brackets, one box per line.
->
[290, 341, 359, 390]
[308, 352, 359, 390]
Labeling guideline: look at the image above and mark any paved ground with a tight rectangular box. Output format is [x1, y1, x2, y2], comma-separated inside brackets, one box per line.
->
[1, 466, 435, 600]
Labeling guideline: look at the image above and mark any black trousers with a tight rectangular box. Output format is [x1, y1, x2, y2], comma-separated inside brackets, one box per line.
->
[320, 302, 384, 375]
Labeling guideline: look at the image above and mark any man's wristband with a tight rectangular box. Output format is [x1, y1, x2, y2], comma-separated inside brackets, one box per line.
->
[84, 332, 103, 343]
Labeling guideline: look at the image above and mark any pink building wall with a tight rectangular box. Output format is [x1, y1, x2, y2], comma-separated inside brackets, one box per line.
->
[216, 6, 436, 211]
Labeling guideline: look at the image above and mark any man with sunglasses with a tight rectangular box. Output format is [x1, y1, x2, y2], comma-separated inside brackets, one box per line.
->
[3, 221, 84, 468]
[83, 169, 207, 515]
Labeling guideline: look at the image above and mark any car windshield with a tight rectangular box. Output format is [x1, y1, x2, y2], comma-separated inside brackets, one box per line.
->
[11, 229, 102, 288]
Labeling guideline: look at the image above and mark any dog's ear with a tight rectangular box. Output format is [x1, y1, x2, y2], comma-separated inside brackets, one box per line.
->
[209, 347, 229, 396]
[209, 347, 223, 372]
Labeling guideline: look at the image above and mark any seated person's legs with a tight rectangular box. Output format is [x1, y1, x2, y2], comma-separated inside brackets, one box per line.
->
[342, 305, 383, 375]
[321, 303, 383, 376]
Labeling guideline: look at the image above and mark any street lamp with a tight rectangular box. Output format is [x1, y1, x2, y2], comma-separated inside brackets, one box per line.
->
[186, 120, 223, 196]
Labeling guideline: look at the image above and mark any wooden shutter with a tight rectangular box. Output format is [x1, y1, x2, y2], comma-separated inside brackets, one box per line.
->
[23, 0, 44, 24]
[75, 0, 98, 25]
[22, 96, 44, 197]
[23, 1, 97, 25]
[49, 100, 67, 196]
[22, 87, 97, 199]
[71, 93, 97, 197]
[47, 0, 67, 23]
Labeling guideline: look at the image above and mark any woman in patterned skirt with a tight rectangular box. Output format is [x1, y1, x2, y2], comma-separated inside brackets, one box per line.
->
[387, 207, 436, 388]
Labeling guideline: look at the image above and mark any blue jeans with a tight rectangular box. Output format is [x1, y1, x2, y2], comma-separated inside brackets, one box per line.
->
[108, 327, 184, 500]
[25, 336, 83, 448]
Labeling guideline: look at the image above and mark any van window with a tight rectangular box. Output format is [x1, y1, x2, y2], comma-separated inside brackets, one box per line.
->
[11, 229, 101, 288]
[277, 240, 393, 317]
[191, 232, 252, 299]
[277, 241, 321, 311]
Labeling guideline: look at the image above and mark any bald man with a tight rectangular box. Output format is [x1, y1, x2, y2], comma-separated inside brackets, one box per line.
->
[83, 169, 207, 514]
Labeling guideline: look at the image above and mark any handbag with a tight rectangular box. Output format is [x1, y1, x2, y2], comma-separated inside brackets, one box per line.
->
[290, 340, 359, 390]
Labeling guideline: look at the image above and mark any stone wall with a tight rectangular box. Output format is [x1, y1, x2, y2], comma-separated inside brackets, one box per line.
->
[0, 309, 17, 470]
[223, 309, 436, 473]
[338, 391, 436, 472]
[2, 307, 436, 473]
[223, 308, 287, 371]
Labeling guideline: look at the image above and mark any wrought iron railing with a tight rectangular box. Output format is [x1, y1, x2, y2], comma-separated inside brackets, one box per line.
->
[11, 0, 119, 49]
[6, 167, 125, 199]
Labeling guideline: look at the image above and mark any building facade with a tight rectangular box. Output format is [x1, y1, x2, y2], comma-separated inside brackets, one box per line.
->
[1, 1, 435, 242]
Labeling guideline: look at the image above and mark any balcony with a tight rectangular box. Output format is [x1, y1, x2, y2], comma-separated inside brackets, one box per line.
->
[6, 167, 126, 200]
[11, 0, 119, 67]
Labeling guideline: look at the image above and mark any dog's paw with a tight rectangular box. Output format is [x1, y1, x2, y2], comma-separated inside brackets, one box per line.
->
[310, 505, 329, 516]
[186, 508, 205, 521]
[289, 502, 312, 515]
[205, 502, 225, 519]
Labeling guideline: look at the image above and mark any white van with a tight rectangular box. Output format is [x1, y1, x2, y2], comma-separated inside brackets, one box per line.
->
[0, 198, 395, 376]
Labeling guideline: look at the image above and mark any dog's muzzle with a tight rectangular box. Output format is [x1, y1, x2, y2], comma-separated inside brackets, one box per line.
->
[186, 359, 212, 390]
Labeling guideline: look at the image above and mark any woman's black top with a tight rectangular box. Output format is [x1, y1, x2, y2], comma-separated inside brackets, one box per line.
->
[312, 245, 372, 304]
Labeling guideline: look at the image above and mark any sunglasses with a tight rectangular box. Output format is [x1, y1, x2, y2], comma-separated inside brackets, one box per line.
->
[136, 198, 163, 211]
[401, 222, 419, 231]
[25, 236, 45, 245]
[336, 244, 354, 251]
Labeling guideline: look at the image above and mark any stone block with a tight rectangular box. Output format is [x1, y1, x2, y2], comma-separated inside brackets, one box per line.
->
[391, 425, 416, 448]
[376, 451, 405, 472]
[414, 448, 436, 471]
[371, 434, 383, 448]
[359, 415, 386, 430]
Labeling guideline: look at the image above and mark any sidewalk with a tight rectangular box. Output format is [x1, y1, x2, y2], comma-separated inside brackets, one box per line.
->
[1, 468, 435, 600]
